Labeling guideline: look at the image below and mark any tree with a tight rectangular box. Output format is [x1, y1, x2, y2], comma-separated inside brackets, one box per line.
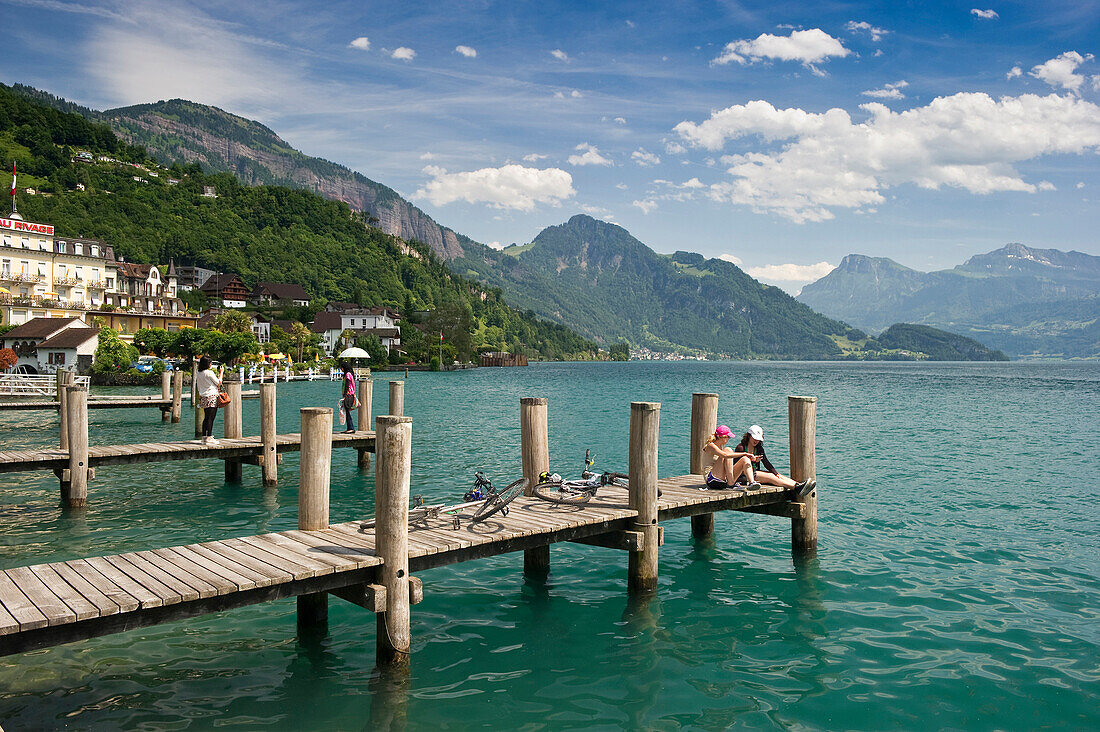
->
[133, 327, 172, 357]
[209, 310, 253, 334]
[91, 328, 138, 373]
[609, 342, 630, 361]
[0, 348, 16, 371]
[353, 333, 389, 367]
[169, 328, 207, 363]
[203, 330, 259, 365]
[289, 321, 313, 362]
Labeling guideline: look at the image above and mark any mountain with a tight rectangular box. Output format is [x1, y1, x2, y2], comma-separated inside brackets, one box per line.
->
[452, 214, 865, 358]
[799, 245, 1100, 357]
[872, 324, 1008, 361]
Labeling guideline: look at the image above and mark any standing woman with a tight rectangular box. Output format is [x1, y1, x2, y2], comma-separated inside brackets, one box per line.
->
[195, 356, 224, 445]
[340, 361, 357, 433]
[701, 425, 759, 490]
[735, 424, 815, 496]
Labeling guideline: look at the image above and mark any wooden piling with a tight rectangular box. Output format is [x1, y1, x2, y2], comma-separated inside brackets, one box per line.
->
[260, 383, 278, 487]
[223, 382, 243, 482]
[388, 380, 404, 417]
[357, 377, 373, 469]
[689, 393, 719, 540]
[628, 401, 660, 593]
[171, 370, 182, 423]
[788, 396, 818, 554]
[297, 406, 332, 629]
[64, 386, 89, 508]
[520, 397, 550, 575]
[375, 414, 413, 666]
[161, 371, 171, 421]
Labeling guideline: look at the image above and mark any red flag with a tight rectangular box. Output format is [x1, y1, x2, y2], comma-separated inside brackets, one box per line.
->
[9, 162, 15, 197]
[439, 330, 443, 343]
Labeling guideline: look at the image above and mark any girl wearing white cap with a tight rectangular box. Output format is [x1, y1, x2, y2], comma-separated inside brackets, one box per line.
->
[700, 424, 760, 490]
[734, 424, 814, 496]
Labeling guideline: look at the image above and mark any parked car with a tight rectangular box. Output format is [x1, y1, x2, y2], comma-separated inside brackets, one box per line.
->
[132, 356, 173, 373]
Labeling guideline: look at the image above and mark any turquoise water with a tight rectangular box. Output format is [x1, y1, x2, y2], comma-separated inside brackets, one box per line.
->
[0, 362, 1098, 729]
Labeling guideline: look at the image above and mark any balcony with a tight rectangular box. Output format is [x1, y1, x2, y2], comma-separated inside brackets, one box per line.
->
[86, 279, 105, 290]
[54, 276, 81, 286]
[0, 273, 44, 283]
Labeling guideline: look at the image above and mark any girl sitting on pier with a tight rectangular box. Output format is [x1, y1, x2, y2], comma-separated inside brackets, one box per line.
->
[195, 356, 224, 445]
[701, 425, 759, 490]
[734, 425, 814, 496]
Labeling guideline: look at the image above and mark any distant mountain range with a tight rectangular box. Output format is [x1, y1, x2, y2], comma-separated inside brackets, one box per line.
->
[798, 245, 1100, 357]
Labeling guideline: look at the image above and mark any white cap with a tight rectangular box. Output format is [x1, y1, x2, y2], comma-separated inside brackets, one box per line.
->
[748, 424, 763, 441]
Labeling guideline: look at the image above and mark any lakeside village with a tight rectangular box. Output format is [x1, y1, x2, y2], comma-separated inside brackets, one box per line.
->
[0, 205, 528, 380]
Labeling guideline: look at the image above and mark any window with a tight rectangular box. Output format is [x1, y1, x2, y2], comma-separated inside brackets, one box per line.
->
[48, 352, 66, 365]
[20, 237, 29, 248]
[1, 259, 9, 276]
[90, 245, 98, 257]
[38, 263, 46, 277]
[73, 242, 82, 255]
[106, 277, 114, 289]
[75, 267, 83, 281]
[2, 234, 10, 247]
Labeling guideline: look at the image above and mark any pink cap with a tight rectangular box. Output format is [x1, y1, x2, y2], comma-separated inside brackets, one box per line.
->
[714, 425, 732, 438]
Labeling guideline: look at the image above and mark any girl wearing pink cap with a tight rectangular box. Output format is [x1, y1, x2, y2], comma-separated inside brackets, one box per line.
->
[701, 424, 760, 490]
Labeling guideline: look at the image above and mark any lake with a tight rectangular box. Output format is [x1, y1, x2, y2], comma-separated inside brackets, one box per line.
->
[1, 361, 1097, 729]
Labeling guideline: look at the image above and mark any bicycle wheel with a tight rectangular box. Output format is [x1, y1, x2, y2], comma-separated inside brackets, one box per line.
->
[604, 472, 630, 488]
[533, 480, 593, 505]
[471, 478, 527, 522]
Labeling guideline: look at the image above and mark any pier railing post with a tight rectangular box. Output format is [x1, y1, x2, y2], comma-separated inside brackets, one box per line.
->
[628, 402, 660, 593]
[223, 382, 243, 482]
[171, 370, 182, 423]
[260, 383, 278, 487]
[297, 407, 332, 629]
[388, 380, 404, 417]
[64, 385, 89, 508]
[788, 396, 818, 555]
[521, 397, 550, 575]
[161, 371, 171, 421]
[689, 393, 719, 540]
[358, 377, 373, 469]
[375, 414, 413, 666]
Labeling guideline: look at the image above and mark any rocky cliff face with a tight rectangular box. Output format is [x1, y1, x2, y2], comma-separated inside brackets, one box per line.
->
[103, 104, 467, 260]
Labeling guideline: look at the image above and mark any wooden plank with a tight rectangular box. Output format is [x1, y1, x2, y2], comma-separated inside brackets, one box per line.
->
[281, 530, 379, 569]
[110, 554, 191, 604]
[222, 538, 320, 580]
[569, 529, 644, 552]
[240, 535, 338, 575]
[157, 547, 253, 593]
[0, 571, 49, 631]
[47, 562, 122, 618]
[737, 502, 806, 519]
[28, 564, 99, 622]
[0, 598, 18, 635]
[135, 550, 221, 599]
[183, 543, 286, 588]
[67, 560, 140, 613]
[254, 533, 358, 571]
[85, 556, 165, 609]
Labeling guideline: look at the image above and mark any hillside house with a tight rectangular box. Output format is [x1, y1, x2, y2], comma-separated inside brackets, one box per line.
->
[199, 273, 249, 308]
[250, 282, 310, 307]
[311, 308, 401, 356]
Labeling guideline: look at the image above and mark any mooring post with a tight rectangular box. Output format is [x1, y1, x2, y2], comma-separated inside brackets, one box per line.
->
[388, 380, 404, 417]
[161, 371, 171, 421]
[260, 382, 278, 487]
[520, 397, 550, 575]
[58, 370, 73, 450]
[689, 393, 719, 540]
[297, 406, 333, 629]
[788, 396, 818, 555]
[223, 382, 243, 482]
[192, 362, 203, 439]
[357, 377, 373, 469]
[64, 385, 89, 508]
[171, 370, 183, 423]
[375, 414, 413, 666]
[54, 368, 69, 403]
[628, 401, 661, 593]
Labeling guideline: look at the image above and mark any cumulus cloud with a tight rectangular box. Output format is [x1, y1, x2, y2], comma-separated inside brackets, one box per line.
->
[632, 148, 661, 166]
[1006, 66, 1022, 79]
[711, 29, 850, 73]
[633, 199, 657, 214]
[454, 45, 477, 58]
[971, 9, 999, 19]
[846, 21, 889, 42]
[614, 117, 627, 124]
[391, 47, 416, 61]
[744, 262, 836, 289]
[718, 253, 743, 265]
[568, 143, 613, 166]
[673, 93, 1100, 223]
[349, 36, 370, 51]
[1030, 51, 1094, 94]
[551, 49, 569, 62]
[419, 152, 435, 160]
[1077, 181, 1086, 188]
[862, 80, 908, 100]
[415, 164, 575, 211]
[486, 241, 506, 250]
[1038, 180, 1056, 191]
[581, 203, 610, 216]
[665, 141, 686, 154]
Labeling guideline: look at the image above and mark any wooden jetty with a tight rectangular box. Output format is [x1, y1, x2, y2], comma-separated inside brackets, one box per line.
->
[0, 392, 818, 670]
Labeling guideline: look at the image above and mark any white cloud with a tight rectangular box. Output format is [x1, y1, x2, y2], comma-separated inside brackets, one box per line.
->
[391, 47, 416, 61]
[632, 148, 661, 167]
[522, 153, 548, 163]
[486, 241, 505, 250]
[614, 117, 627, 124]
[455, 45, 477, 58]
[1038, 180, 1056, 191]
[1006, 66, 1022, 79]
[415, 164, 575, 211]
[581, 203, 610, 216]
[551, 49, 569, 62]
[744, 261, 835, 286]
[711, 29, 850, 72]
[1030, 51, 1094, 94]
[861, 80, 908, 100]
[673, 93, 1100, 223]
[568, 143, 613, 166]
[682, 177, 705, 189]
[1077, 181, 1086, 189]
[718, 253, 743, 265]
[633, 199, 657, 214]
[1094, 75, 1100, 91]
[845, 21, 889, 42]
[665, 141, 686, 155]
[553, 89, 583, 99]
[419, 152, 435, 160]
[971, 9, 999, 19]
[615, 182, 628, 190]
[349, 37, 371, 51]
[625, 20, 635, 28]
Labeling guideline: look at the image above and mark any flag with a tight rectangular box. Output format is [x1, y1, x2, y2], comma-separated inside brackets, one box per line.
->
[440, 330, 443, 343]
[9, 163, 15, 197]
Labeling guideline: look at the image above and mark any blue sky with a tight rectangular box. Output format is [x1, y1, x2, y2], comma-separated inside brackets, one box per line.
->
[3, 0, 1099, 291]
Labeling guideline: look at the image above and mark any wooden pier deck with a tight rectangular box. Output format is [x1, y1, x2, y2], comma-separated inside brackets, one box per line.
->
[0, 431, 375, 474]
[0, 476, 795, 656]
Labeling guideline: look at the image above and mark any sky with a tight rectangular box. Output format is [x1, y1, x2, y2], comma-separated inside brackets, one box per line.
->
[3, 0, 1099, 292]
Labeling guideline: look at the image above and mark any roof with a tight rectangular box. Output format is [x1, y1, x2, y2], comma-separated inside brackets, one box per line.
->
[115, 262, 153, 279]
[199, 274, 247, 294]
[36, 328, 99, 350]
[310, 311, 342, 333]
[359, 327, 400, 338]
[2, 317, 81, 340]
[325, 301, 358, 312]
[253, 282, 309, 300]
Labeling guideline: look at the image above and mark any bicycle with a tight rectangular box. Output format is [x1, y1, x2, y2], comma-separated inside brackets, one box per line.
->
[358, 472, 526, 530]
[532, 450, 629, 505]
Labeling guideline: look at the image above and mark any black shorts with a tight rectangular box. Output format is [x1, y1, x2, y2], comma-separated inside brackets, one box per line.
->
[705, 471, 728, 490]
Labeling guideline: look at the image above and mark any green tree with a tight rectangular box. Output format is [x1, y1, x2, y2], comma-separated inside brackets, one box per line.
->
[609, 342, 630, 361]
[208, 310, 253, 333]
[133, 327, 172, 357]
[169, 328, 207, 363]
[203, 330, 258, 365]
[91, 328, 138, 373]
[353, 333, 389, 367]
[289, 321, 314, 362]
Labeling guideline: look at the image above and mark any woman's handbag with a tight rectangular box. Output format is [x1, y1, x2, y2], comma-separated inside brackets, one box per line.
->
[343, 393, 359, 410]
[216, 391, 231, 407]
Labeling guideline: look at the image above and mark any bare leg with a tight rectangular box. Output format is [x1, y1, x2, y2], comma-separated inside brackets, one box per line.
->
[729, 456, 754, 485]
[755, 471, 797, 489]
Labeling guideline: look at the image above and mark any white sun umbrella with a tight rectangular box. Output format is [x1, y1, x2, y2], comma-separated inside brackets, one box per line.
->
[338, 346, 370, 359]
